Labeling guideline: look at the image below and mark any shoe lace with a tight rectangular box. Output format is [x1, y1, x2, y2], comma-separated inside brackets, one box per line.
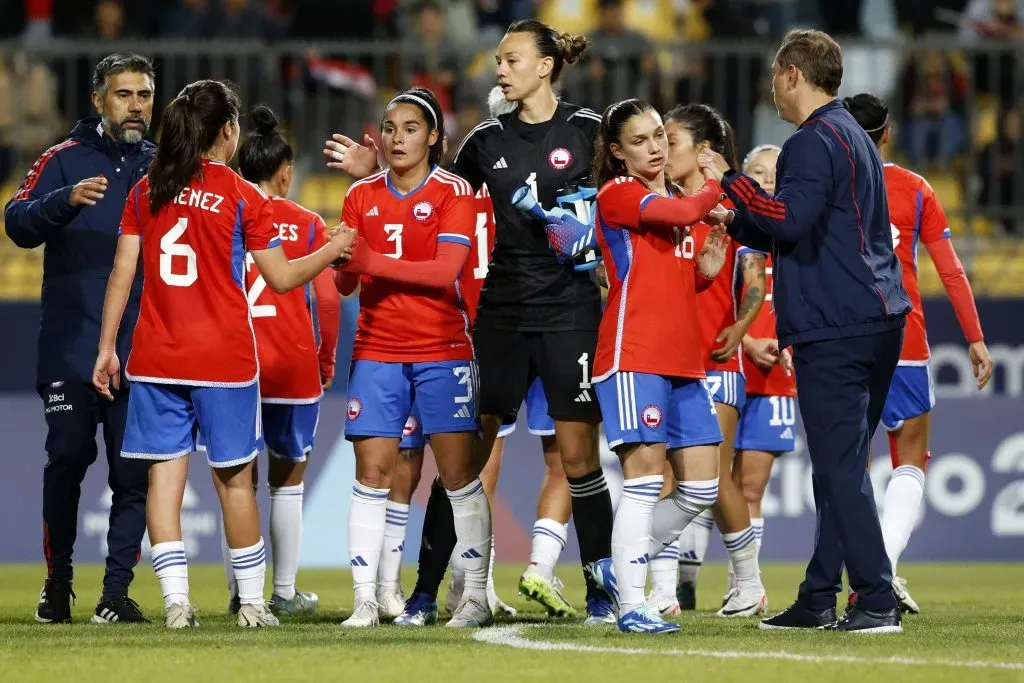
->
[117, 596, 143, 613]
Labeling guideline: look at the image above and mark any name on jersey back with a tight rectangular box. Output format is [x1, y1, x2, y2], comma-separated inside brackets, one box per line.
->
[173, 187, 225, 214]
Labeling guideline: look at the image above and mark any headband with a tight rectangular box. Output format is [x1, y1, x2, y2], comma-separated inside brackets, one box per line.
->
[863, 114, 889, 133]
[388, 94, 438, 128]
[742, 144, 782, 170]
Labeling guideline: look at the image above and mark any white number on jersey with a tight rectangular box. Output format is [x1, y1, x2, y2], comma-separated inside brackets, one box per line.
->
[473, 212, 489, 280]
[384, 223, 403, 259]
[673, 227, 695, 259]
[768, 396, 796, 427]
[891, 223, 901, 249]
[765, 265, 774, 303]
[159, 217, 199, 287]
[245, 253, 277, 318]
[525, 172, 538, 201]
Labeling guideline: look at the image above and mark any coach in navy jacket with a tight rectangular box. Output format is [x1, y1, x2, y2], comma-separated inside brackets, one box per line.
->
[700, 30, 911, 633]
[4, 54, 156, 624]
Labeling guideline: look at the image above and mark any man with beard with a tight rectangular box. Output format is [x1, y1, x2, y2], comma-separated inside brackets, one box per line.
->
[5, 53, 157, 624]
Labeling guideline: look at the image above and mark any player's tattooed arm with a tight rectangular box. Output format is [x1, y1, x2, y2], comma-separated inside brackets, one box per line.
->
[710, 251, 766, 362]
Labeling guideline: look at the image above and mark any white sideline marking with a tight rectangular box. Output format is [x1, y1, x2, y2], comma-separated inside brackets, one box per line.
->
[473, 625, 1024, 671]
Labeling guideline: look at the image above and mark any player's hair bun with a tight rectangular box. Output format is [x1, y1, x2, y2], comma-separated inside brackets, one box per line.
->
[250, 105, 279, 136]
[558, 33, 589, 64]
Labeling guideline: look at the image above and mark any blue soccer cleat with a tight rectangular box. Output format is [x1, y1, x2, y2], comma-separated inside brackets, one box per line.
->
[617, 603, 681, 634]
[584, 558, 620, 611]
[394, 592, 438, 627]
[584, 595, 616, 625]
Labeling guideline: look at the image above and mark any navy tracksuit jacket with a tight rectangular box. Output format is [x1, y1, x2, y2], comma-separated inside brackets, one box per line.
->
[5, 118, 156, 598]
[723, 100, 911, 612]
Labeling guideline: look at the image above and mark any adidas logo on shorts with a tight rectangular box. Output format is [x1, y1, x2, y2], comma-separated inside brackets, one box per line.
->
[453, 405, 472, 419]
[780, 427, 794, 439]
[574, 390, 592, 403]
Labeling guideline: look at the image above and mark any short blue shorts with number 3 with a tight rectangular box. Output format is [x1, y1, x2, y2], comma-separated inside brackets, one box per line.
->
[345, 360, 478, 440]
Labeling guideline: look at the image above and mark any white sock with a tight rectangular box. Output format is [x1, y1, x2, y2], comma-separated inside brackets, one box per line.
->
[487, 535, 497, 593]
[678, 508, 714, 583]
[728, 516, 764, 589]
[229, 537, 267, 606]
[649, 479, 718, 560]
[528, 518, 567, 580]
[219, 520, 236, 599]
[269, 483, 303, 600]
[881, 465, 926, 575]
[349, 481, 389, 602]
[614, 475, 663, 614]
[378, 501, 409, 591]
[722, 526, 760, 589]
[446, 479, 491, 595]
[649, 540, 679, 597]
[152, 540, 189, 610]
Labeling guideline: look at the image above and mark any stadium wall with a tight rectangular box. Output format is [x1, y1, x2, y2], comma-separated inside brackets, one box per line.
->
[0, 298, 1022, 564]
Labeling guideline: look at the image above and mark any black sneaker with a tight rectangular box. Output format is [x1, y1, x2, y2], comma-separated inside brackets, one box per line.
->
[92, 595, 151, 624]
[758, 602, 836, 630]
[824, 605, 902, 634]
[35, 578, 74, 624]
[676, 581, 697, 611]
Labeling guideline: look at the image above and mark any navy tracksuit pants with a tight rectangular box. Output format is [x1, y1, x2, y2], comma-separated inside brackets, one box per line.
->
[39, 381, 149, 599]
[792, 327, 902, 612]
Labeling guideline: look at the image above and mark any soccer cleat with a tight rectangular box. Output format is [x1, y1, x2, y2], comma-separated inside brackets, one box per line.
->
[647, 590, 681, 617]
[584, 595, 617, 625]
[341, 599, 380, 628]
[394, 592, 438, 627]
[617, 603, 681, 634]
[584, 558, 620, 610]
[445, 594, 493, 628]
[488, 586, 518, 618]
[759, 602, 836, 630]
[377, 586, 407, 619]
[34, 578, 74, 624]
[823, 605, 902, 634]
[92, 595, 150, 624]
[444, 575, 463, 616]
[236, 603, 280, 628]
[676, 580, 697, 611]
[892, 577, 920, 614]
[518, 568, 575, 618]
[717, 584, 768, 618]
[269, 590, 319, 617]
[165, 602, 198, 629]
[229, 593, 241, 615]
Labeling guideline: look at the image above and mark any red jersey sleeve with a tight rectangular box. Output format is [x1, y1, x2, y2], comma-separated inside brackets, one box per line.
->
[436, 189, 475, 248]
[118, 182, 145, 236]
[919, 182, 952, 244]
[243, 189, 280, 251]
[310, 214, 328, 251]
[597, 178, 649, 230]
[341, 186, 362, 232]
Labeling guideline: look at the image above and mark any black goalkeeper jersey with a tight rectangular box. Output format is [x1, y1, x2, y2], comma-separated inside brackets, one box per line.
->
[449, 101, 603, 332]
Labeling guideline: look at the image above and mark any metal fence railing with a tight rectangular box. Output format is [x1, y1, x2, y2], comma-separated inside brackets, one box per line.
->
[3, 37, 1024, 299]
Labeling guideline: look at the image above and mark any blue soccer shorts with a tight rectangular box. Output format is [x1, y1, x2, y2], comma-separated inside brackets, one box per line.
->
[122, 381, 262, 468]
[496, 377, 557, 439]
[881, 364, 935, 432]
[735, 395, 797, 454]
[595, 371, 723, 450]
[262, 402, 320, 462]
[346, 359, 478, 440]
[705, 370, 746, 411]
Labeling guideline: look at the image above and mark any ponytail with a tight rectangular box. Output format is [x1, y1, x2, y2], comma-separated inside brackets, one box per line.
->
[148, 80, 241, 213]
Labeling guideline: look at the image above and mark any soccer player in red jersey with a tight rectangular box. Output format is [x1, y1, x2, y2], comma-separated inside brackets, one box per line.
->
[91, 80, 354, 629]
[583, 99, 730, 633]
[331, 88, 493, 629]
[732, 143, 798, 598]
[641, 104, 770, 619]
[207, 105, 340, 618]
[844, 93, 992, 613]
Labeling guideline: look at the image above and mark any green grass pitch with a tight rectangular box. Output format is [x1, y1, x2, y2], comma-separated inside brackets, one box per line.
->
[1, 563, 1022, 683]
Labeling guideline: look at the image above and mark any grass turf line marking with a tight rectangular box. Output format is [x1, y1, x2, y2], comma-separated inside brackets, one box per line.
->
[474, 625, 1024, 671]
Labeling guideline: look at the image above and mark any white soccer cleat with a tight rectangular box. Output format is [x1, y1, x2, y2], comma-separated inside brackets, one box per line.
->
[377, 586, 407, 619]
[236, 602, 280, 628]
[647, 590, 681, 617]
[445, 575, 464, 616]
[717, 583, 768, 618]
[892, 576, 920, 614]
[165, 602, 198, 629]
[342, 599, 380, 628]
[445, 594, 493, 628]
[487, 586, 518, 617]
